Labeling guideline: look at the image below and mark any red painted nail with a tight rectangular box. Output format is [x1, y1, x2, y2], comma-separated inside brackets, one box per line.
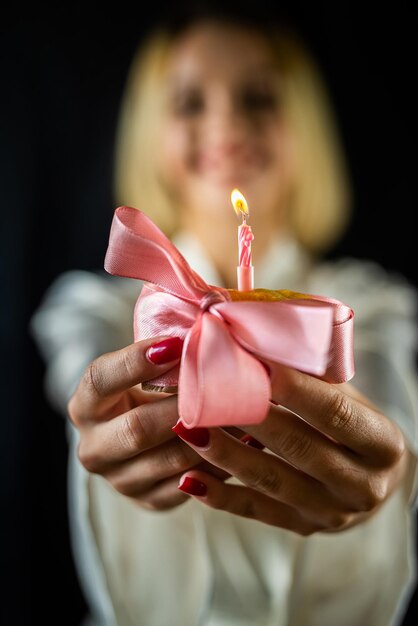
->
[240, 434, 265, 450]
[146, 337, 184, 364]
[172, 420, 210, 447]
[178, 476, 207, 496]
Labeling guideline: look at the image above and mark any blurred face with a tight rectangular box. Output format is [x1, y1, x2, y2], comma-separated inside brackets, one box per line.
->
[158, 21, 295, 226]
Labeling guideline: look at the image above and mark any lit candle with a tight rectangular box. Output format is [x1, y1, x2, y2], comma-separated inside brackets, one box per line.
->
[231, 188, 254, 291]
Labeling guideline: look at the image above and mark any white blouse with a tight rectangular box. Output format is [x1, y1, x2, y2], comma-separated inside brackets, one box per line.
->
[31, 232, 418, 626]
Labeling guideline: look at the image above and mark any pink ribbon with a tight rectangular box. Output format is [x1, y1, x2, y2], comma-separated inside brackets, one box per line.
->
[104, 206, 354, 428]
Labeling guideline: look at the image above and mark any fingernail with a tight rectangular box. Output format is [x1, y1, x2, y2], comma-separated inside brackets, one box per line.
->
[172, 420, 210, 448]
[146, 337, 184, 364]
[240, 434, 265, 450]
[178, 476, 207, 497]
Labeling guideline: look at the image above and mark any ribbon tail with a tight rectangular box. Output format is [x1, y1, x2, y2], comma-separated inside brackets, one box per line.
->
[179, 313, 271, 428]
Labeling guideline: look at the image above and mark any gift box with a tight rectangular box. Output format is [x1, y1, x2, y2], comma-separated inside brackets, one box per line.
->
[104, 206, 354, 428]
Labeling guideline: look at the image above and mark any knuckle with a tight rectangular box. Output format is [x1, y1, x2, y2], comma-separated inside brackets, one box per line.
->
[117, 408, 148, 453]
[105, 465, 145, 498]
[67, 395, 80, 427]
[77, 442, 101, 474]
[110, 476, 140, 498]
[84, 359, 105, 399]
[161, 442, 195, 473]
[121, 347, 140, 380]
[243, 464, 283, 496]
[232, 497, 257, 519]
[278, 430, 314, 465]
[382, 429, 406, 466]
[324, 511, 351, 530]
[206, 443, 230, 468]
[210, 491, 257, 519]
[140, 493, 182, 512]
[328, 392, 357, 434]
[358, 474, 388, 511]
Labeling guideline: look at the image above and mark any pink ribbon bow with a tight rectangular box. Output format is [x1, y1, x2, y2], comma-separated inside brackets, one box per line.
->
[104, 206, 354, 428]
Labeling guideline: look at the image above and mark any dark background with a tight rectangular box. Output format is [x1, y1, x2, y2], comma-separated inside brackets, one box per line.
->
[1, 3, 417, 624]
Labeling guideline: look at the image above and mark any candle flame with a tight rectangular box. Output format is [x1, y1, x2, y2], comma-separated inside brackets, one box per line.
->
[231, 188, 249, 218]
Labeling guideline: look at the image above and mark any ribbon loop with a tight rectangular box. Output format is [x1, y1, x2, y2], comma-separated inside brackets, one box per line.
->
[104, 206, 210, 302]
[105, 206, 355, 428]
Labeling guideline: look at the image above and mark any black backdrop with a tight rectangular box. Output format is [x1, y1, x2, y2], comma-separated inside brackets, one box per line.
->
[1, 4, 417, 625]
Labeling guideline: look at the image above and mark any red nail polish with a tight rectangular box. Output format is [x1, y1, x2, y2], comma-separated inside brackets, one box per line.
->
[146, 337, 184, 364]
[172, 420, 210, 447]
[240, 434, 265, 450]
[178, 476, 207, 497]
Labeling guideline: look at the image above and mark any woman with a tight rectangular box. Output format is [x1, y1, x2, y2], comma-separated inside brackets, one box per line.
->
[31, 9, 418, 626]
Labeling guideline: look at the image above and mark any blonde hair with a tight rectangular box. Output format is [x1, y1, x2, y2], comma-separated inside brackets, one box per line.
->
[114, 22, 353, 254]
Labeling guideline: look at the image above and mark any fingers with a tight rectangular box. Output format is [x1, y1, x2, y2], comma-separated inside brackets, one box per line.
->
[77, 395, 180, 470]
[172, 422, 350, 527]
[240, 403, 406, 510]
[132, 465, 231, 511]
[243, 403, 367, 498]
[103, 440, 232, 500]
[104, 438, 203, 496]
[135, 475, 191, 511]
[172, 417, 409, 525]
[266, 362, 405, 463]
[177, 470, 323, 535]
[68, 336, 183, 424]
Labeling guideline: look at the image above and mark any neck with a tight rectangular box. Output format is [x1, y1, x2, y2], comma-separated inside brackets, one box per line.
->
[179, 211, 283, 288]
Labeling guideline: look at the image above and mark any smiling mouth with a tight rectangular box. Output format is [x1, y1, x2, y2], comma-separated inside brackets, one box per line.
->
[195, 150, 267, 181]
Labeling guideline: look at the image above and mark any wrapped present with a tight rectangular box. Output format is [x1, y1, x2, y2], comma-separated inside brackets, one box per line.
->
[104, 206, 354, 428]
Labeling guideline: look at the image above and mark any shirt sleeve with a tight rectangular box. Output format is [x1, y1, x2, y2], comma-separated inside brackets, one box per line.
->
[30, 269, 141, 414]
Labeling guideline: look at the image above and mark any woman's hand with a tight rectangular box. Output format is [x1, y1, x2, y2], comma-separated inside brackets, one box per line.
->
[67, 336, 229, 511]
[173, 361, 410, 535]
